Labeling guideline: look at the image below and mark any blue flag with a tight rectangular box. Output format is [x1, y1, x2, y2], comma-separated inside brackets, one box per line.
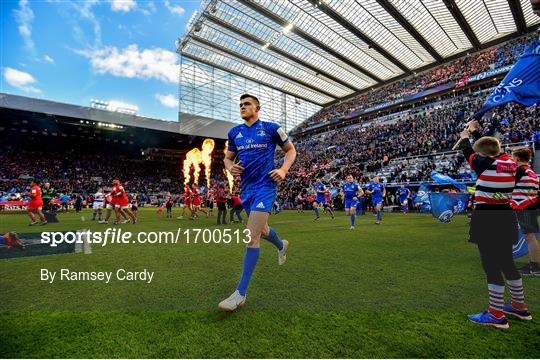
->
[475, 39, 540, 118]
[513, 230, 540, 259]
[431, 170, 467, 191]
[413, 185, 431, 212]
[513, 230, 529, 259]
[429, 192, 470, 222]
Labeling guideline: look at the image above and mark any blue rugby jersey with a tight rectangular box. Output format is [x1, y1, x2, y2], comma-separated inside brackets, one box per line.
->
[342, 182, 360, 200]
[396, 188, 410, 201]
[227, 120, 289, 192]
[367, 182, 385, 199]
[314, 183, 327, 201]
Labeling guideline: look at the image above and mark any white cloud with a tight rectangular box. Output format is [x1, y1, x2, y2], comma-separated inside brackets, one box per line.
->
[111, 0, 136, 12]
[13, 0, 35, 53]
[75, 44, 178, 84]
[3, 67, 42, 94]
[140, 1, 156, 16]
[56, 0, 102, 48]
[164, 0, 185, 16]
[155, 93, 177, 108]
[43, 55, 55, 64]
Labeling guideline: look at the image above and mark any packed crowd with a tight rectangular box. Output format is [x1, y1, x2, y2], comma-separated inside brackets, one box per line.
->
[295, 34, 534, 132]
[0, 150, 228, 203]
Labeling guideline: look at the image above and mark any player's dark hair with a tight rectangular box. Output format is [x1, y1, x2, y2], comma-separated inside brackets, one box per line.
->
[512, 147, 532, 162]
[240, 93, 260, 105]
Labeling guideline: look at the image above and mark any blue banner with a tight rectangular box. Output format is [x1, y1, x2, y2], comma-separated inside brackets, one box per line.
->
[429, 192, 470, 222]
[476, 39, 540, 118]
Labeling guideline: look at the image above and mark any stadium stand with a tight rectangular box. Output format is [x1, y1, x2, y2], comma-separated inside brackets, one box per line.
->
[294, 34, 536, 134]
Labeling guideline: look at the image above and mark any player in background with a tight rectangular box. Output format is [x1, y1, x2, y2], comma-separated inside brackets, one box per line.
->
[365, 176, 386, 225]
[178, 185, 192, 220]
[41, 182, 56, 211]
[219, 94, 296, 311]
[206, 187, 215, 217]
[396, 184, 411, 213]
[99, 192, 114, 224]
[296, 192, 304, 213]
[510, 147, 539, 276]
[27, 180, 47, 226]
[92, 187, 105, 221]
[215, 182, 228, 225]
[131, 193, 139, 221]
[323, 190, 334, 215]
[111, 180, 136, 224]
[190, 184, 208, 219]
[342, 175, 363, 230]
[230, 192, 244, 223]
[165, 192, 174, 219]
[313, 178, 334, 221]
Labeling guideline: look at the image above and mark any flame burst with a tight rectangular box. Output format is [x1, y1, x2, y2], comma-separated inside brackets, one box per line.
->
[182, 138, 215, 187]
[183, 148, 202, 185]
[224, 141, 235, 192]
[201, 139, 215, 188]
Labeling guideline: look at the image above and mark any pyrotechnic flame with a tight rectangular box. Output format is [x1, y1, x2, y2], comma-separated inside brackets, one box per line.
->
[183, 148, 202, 185]
[224, 141, 235, 192]
[201, 139, 215, 188]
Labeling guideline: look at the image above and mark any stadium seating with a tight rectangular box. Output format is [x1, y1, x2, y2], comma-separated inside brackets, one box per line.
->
[295, 34, 535, 133]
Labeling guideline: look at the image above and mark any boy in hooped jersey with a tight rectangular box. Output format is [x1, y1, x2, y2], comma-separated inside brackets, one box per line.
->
[460, 120, 531, 329]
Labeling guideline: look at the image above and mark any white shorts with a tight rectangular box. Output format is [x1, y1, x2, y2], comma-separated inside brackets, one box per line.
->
[106, 203, 115, 210]
[93, 202, 104, 210]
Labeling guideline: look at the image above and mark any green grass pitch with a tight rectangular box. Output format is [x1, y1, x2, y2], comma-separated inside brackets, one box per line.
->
[1, 208, 539, 358]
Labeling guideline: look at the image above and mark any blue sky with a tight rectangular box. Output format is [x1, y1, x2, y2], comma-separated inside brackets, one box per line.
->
[1, 0, 201, 120]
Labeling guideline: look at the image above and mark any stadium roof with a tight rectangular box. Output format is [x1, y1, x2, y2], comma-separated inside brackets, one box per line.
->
[177, 0, 540, 106]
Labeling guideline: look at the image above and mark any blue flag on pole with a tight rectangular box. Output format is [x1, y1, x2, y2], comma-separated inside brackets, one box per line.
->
[475, 39, 540, 118]
[429, 192, 470, 223]
[431, 170, 467, 191]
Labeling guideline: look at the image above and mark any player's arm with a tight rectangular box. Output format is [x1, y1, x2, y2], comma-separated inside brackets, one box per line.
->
[269, 141, 297, 182]
[357, 187, 364, 198]
[224, 150, 244, 176]
[382, 187, 386, 198]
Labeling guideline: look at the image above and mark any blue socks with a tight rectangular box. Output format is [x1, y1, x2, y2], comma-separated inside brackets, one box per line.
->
[376, 211, 382, 221]
[350, 214, 356, 226]
[237, 247, 260, 296]
[265, 227, 284, 250]
[313, 207, 319, 217]
[0, 235, 4, 245]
